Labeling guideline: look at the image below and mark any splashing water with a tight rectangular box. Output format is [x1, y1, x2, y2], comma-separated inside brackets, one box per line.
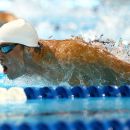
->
[82, 32, 130, 63]
[1, 0, 130, 86]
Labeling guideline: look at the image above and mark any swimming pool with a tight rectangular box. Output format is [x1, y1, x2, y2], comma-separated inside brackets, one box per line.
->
[0, 84, 129, 129]
[0, 73, 129, 129]
[0, 98, 129, 130]
[1, 98, 130, 123]
[0, 0, 130, 129]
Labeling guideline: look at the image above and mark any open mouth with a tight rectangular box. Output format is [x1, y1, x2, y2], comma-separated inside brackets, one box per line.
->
[3, 65, 8, 74]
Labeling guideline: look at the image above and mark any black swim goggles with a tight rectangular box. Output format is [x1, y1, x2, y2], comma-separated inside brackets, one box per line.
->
[0, 43, 17, 54]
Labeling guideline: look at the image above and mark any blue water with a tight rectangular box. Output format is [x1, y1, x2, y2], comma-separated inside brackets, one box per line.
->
[0, 98, 129, 124]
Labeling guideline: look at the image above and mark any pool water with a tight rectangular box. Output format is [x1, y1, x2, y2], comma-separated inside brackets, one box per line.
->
[1, 73, 129, 123]
[0, 98, 129, 124]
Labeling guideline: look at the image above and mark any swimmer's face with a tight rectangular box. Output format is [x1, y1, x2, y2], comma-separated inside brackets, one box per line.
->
[0, 43, 26, 79]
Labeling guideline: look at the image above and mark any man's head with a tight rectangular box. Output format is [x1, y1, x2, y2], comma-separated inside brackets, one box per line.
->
[0, 19, 39, 79]
[0, 43, 25, 79]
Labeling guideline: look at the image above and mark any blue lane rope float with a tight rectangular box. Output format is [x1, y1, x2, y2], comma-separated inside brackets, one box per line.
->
[24, 87, 40, 99]
[23, 85, 130, 99]
[39, 87, 56, 99]
[87, 86, 104, 97]
[17, 123, 33, 130]
[119, 85, 130, 97]
[102, 85, 121, 97]
[0, 119, 129, 130]
[71, 86, 89, 98]
[55, 86, 71, 98]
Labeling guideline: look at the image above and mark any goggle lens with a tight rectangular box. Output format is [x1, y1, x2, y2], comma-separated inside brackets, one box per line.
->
[0, 44, 17, 54]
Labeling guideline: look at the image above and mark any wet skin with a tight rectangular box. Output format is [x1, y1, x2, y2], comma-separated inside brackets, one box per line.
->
[0, 39, 130, 85]
[0, 44, 25, 79]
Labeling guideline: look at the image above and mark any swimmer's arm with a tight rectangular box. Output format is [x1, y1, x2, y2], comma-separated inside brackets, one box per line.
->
[39, 39, 130, 76]
[99, 48, 130, 77]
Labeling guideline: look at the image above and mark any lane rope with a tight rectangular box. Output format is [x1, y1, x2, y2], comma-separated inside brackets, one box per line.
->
[24, 85, 130, 99]
[0, 119, 129, 130]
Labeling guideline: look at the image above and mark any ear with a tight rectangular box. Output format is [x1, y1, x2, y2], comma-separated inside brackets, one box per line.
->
[38, 40, 43, 48]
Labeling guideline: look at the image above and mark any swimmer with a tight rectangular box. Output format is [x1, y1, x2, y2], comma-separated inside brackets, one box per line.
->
[0, 19, 130, 86]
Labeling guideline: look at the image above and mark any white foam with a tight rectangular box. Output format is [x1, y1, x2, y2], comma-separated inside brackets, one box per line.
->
[8, 87, 27, 102]
[0, 87, 27, 104]
[0, 88, 8, 103]
[81, 30, 102, 43]
[82, 32, 130, 63]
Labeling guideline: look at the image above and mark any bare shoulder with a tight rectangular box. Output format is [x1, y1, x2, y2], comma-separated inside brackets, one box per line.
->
[38, 38, 130, 77]
[38, 38, 107, 63]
